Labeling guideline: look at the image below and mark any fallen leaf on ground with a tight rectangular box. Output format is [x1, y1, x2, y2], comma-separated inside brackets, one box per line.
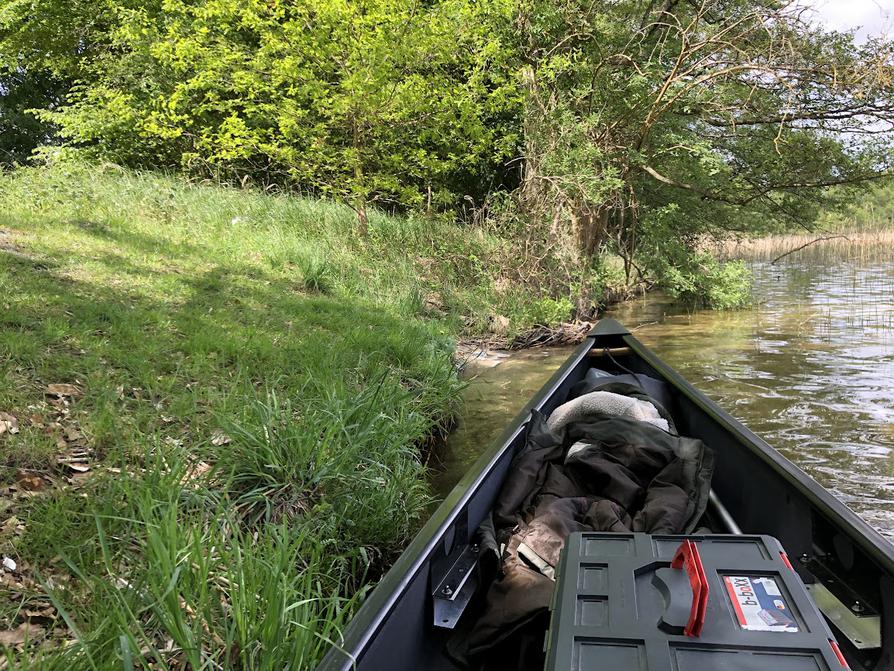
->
[181, 461, 212, 486]
[45, 384, 81, 398]
[0, 622, 45, 647]
[66, 473, 91, 489]
[0, 413, 18, 435]
[23, 606, 57, 624]
[64, 463, 90, 473]
[1, 516, 22, 535]
[15, 472, 44, 492]
[210, 430, 231, 446]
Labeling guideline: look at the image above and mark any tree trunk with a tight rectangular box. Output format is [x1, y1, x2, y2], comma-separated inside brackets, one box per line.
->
[352, 111, 368, 238]
[355, 195, 369, 238]
[574, 205, 607, 257]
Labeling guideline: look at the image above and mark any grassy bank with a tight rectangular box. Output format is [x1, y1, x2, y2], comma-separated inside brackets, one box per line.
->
[0, 163, 572, 667]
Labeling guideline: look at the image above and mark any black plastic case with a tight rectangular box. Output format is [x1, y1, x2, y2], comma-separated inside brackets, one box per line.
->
[545, 533, 849, 671]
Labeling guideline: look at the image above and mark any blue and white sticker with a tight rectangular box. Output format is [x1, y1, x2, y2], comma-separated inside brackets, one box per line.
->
[724, 575, 799, 633]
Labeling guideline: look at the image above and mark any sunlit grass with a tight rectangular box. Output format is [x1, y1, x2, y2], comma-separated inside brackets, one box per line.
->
[0, 163, 525, 667]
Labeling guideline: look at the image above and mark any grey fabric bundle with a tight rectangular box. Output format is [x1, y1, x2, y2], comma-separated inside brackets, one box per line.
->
[546, 390, 670, 433]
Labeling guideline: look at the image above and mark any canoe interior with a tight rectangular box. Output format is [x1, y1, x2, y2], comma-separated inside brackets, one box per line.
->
[318, 320, 894, 671]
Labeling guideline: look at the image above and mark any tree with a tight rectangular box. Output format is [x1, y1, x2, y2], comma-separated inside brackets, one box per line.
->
[0, 65, 67, 164]
[3, 0, 893, 300]
[0, 0, 521, 222]
[515, 0, 894, 282]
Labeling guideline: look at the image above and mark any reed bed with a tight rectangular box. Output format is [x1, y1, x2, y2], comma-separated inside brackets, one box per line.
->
[715, 229, 894, 264]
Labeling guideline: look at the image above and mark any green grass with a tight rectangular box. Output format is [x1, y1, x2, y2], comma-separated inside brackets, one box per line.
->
[0, 163, 553, 668]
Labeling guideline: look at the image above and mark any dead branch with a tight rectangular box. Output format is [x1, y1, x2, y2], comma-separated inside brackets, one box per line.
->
[769, 235, 851, 264]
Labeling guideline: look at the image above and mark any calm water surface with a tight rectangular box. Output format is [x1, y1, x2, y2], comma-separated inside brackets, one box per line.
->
[428, 347, 573, 500]
[434, 249, 894, 539]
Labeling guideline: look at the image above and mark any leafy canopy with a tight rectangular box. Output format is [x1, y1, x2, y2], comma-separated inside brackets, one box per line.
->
[517, 0, 894, 280]
[2, 0, 893, 299]
[1, 0, 522, 210]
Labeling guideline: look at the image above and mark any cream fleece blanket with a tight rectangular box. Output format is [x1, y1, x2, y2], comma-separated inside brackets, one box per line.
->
[546, 390, 669, 434]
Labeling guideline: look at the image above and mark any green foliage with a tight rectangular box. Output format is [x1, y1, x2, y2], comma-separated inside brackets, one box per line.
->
[4, 0, 892, 307]
[0, 163, 487, 667]
[637, 204, 751, 309]
[506, 295, 575, 328]
[0, 0, 521, 210]
[513, 0, 894, 303]
[300, 255, 332, 294]
[0, 66, 66, 164]
[17, 455, 364, 670]
[819, 180, 894, 232]
[660, 255, 751, 310]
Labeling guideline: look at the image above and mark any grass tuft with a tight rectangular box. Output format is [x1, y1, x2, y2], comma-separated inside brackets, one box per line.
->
[299, 255, 332, 294]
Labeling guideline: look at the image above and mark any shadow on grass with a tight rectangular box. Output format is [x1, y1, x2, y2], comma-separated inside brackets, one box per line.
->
[1, 220, 455, 495]
[68, 216, 203, 259]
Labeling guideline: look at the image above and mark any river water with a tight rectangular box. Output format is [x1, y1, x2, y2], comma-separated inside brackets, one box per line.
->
[433, 245, 894, 539]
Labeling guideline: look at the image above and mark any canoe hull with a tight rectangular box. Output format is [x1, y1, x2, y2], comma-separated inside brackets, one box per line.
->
[318, 320, 894, 671]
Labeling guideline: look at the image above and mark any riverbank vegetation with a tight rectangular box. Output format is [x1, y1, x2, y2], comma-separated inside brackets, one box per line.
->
[2, 0, 894, 667]
[0, 163, 553, 666]
[717, 183, 894, 263]
[718, 229, 894, 264]
[5, 1, 894, 311]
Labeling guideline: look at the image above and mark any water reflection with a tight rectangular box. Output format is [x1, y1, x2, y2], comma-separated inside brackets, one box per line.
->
[609, 256, 894, 538]
[427, 347, 573, 499]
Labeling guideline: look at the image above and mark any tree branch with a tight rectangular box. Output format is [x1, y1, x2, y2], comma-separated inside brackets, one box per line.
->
[770, 235, 851, 264]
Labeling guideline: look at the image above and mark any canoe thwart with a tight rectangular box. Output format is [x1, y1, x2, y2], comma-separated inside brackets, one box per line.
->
[587, 346, 632, 358]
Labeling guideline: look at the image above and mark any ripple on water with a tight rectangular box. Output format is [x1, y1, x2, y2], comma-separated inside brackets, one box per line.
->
[609, 256, 894, 539]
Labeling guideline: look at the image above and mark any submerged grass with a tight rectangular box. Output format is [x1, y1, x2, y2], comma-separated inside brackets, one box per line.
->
[0, 163, 559, 667]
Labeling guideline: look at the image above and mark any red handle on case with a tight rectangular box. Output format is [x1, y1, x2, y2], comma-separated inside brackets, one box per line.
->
[671, 539, 710, 637]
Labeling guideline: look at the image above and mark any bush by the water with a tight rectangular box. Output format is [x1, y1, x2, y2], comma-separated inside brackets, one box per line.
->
[661, 255, 752, 310]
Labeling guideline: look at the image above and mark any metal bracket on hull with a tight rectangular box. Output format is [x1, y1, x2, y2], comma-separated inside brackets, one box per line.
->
[806, 583, 881, 650]
[432, 543, 479, 629]
[430, 508, 480, 629]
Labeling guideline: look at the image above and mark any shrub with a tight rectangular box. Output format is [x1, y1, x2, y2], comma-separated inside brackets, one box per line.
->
[661, 253, 752, 309]
[509, 295, 575, 327]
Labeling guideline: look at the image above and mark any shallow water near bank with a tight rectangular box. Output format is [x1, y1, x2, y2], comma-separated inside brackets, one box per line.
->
[433, 246, 894, 540]
[427, 347, 574, 499]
